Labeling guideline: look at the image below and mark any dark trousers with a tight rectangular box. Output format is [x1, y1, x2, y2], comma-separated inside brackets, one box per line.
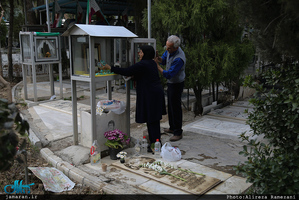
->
[147, 120, 161, 144]
[167, 82, 184, 136]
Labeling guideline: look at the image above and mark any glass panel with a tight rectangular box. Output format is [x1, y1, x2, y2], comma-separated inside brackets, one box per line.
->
[114, 39, 127, 66]
[21, 35, 31, 62]
[71, 36, 89, 76]
[34, 37, 59, 61]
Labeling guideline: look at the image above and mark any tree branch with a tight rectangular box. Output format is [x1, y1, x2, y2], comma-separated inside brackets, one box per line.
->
[263, 14, 285, 34]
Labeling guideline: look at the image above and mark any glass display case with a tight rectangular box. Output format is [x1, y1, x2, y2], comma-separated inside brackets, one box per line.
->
[19, 31, 63, 102]
[20, 32, 61, 64]
[62, 24, 157, 147]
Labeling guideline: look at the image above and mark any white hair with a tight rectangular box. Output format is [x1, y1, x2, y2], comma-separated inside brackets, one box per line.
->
[167, 35, 181, 48]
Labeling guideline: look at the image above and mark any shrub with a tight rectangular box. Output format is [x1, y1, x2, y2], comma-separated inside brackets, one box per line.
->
[235, 64, 299, 194]
[0, 99, 29, 172]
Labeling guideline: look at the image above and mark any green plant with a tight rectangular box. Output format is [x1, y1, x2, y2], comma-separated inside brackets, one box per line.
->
[145, 0, 254, 115]
[235, 64, 299, 194]
[104, 129, 130, 149]
[64, 96, 72, 101]
[0, 98, 29, 172]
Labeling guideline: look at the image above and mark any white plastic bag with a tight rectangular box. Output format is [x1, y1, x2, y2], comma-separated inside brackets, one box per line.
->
[161, 142, 181, 162]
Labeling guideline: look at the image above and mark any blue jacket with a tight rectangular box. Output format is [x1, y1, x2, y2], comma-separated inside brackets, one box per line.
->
[161, 47, 186, 83]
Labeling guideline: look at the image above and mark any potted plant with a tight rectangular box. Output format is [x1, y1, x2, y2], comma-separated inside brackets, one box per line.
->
[104, 129, 130, 160]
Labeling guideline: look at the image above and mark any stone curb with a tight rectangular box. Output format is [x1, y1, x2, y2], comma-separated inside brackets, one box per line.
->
[12, 80, 23, 103]
[40, 148, 127, 194]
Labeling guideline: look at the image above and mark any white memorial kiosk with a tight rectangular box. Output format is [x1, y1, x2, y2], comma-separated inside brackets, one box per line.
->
[62, 24, 156, 152]
[19, 32, 63, 102]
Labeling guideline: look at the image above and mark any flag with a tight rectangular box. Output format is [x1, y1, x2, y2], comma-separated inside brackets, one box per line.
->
[76, 3, 84, 23]
[52, 0, 62, 28]
[53, 11, 64, 28]
[86, 0, 100, 24]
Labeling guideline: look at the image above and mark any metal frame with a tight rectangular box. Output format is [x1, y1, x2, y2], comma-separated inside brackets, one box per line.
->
[130, 38, 156, 64]
[69, 37, 132, 145]
[64, 25, 156, 147]
[19, 31, 63, 102]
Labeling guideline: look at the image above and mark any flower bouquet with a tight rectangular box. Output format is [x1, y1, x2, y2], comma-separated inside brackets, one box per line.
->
[117, 151, 127, 163]
[104, 129, 130, 149]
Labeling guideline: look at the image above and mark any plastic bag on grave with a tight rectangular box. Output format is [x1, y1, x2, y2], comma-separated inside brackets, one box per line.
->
[110, 101, 126, 114]
[161, 142, 181, 162]
[96, 100, 126, 115]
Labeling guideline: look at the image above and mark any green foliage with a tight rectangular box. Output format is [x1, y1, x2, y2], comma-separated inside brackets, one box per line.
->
[238, 0, 299, 62]
[104, 140, 123, 149]
[185, 42, 212, 90]
[146, 0, 254, 115]
[235, 64, 299, 194]
[0, 99, 29, 172]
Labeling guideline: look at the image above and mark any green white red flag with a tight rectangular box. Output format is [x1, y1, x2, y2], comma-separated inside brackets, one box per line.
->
[86, 0, 100, 24]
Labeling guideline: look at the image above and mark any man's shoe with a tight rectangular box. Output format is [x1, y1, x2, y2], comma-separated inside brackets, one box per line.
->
[164, 128, 174, 134]
[169, 135, 182, 141]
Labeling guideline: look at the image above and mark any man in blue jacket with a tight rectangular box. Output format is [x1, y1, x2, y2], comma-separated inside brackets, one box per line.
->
[155, 35, 186, 141]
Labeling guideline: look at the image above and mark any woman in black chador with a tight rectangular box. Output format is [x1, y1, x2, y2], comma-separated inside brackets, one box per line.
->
[101, 45, 166, 152]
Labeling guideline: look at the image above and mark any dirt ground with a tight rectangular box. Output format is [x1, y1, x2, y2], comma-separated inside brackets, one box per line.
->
[0, 81, 103, 195]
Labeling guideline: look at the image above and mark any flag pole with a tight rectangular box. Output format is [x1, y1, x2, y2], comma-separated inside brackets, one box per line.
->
[46, 0, 51, 32]
[86, 0, 89, 24]
[147, 0, 151, 38]
[99, 8, 109, 25]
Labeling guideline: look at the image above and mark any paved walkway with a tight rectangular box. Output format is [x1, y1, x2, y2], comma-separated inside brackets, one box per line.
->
[16, 80, 254, 196]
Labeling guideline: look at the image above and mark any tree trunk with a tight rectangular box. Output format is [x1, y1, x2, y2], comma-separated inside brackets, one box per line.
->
[212, 82, 215, 101]
[216, 82, 219, 101]
[193, 85, 203, 116]
[0, 75, 12, 103]
[0, 8, 3, 77]
[8, 0, 14, 82]
[233, 81, 240, 100]
[0, 44, 2, 77]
